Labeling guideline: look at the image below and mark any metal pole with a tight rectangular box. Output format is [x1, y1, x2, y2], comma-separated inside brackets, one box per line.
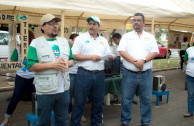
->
[151, 18, 155, 36]
[61, 10, 65, 37]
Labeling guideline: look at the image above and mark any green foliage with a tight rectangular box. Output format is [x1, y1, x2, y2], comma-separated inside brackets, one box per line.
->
[152, 59, 180, 71]
[155, 28, 168, 42]
[126, 29, 133, 33]
[80, 28, 87, 33]
[155, 33, 161, 41]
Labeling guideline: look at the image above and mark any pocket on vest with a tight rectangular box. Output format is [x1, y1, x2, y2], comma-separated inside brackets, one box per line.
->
[41, 54, 53, 63]
[64, 72, 70, 90]
[34, 74, 58, 93]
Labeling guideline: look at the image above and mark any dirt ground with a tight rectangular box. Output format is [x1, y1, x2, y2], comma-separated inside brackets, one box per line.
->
[0, 69, 194, 126]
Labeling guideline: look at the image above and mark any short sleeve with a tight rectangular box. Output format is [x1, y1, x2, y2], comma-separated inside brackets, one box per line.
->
[150, 36, 159, 53]
[72, 36, 81, 55]
[27, 46, 38, 69]
[68, 43, 75, 61]
[184, 50, 188, 61]
[117, 34, 127, 52]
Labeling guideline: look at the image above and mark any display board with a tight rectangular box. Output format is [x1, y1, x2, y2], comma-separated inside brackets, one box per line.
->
[0, 13, 28, 70]
[168, 30, 192, 49]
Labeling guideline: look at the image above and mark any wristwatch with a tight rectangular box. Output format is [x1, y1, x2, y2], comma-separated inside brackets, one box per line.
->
[143, 57, 146, 63]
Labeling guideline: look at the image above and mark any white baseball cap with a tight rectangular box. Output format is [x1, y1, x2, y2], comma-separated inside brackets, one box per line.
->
[87, 16, 100, 24]
[40, 14, 61, 25]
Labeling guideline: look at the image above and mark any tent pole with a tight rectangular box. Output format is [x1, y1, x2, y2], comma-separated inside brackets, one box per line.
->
[12, 6, 16, 14]
[151, 17, 155, 69]
[13, 6, 17, 48]
[76, 13, 84, 34]
[12, 22, 16, 48]
[61, 10, 65, 37]
[190, 32, 193, 46]
[151, 18, 155, 36]
[124, 16, 132, 33]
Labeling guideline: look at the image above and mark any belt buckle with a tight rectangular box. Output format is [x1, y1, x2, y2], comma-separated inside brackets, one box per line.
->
[93, 70, 98, 74]
[137, 71, 142, 74]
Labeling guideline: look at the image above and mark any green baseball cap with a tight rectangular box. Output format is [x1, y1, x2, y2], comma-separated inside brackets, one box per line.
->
[87, 16, 100, 24]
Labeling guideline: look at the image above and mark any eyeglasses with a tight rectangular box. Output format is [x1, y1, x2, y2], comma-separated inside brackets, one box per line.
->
[47, 22, 59, 26]
[133, 19, 143, 22]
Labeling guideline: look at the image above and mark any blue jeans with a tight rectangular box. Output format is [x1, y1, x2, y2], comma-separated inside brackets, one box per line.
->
[70, 67, 105, 126]
[186, 74, 194, 114]
[69, 74, 77, 113]
[36, 91, 70, 126]
[5, 75, 35, 118]
[120, 62, 124, 73]
[121, 68, 152, 124]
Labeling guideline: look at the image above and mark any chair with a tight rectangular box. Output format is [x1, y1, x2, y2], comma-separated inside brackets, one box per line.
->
[26, 111, 55, 126]
[152, 90, 169, 106]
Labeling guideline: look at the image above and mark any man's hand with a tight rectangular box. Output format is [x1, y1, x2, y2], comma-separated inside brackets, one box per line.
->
[133, 59, 144, 71]
[90, 55, 101, 61]
[107, 56, 117, 61]
[52, 57, 68, 72]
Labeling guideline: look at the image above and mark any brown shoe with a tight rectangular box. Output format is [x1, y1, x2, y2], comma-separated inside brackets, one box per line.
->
[81, 115, 87, 122]
[141, 124, 150, 126]
[183, 113, 193, 118]
[121, 123, 128, 126]
[110, 99, 119, 104]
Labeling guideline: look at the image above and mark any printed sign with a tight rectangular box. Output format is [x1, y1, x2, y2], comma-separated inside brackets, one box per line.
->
[0, 62, 22, 70]
[0, 14, 28, 70]
[0, 14, 15, 21]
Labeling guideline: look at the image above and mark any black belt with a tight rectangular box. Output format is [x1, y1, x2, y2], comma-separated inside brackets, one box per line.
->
[79, 67, 101, 74]
[125, 68, 150, 74]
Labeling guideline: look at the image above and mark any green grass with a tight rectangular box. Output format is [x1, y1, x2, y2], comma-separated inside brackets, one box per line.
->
[152, 59, 180, 71]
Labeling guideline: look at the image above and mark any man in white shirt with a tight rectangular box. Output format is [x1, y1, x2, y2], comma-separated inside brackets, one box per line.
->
[111, 33, 121, 103]
[70, 16, 113, 126]
[112, 33, 121, 56]
[117, 13, 159, 126]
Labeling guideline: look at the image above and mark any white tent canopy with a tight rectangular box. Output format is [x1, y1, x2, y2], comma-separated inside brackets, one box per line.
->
[0, 0, 194, 31]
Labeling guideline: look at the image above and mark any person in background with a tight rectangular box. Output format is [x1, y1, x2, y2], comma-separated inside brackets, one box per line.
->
[184, 40, 194, 90]
[69, 34, 78, 47]
[117, 12, 159, 126]
[0, 30, 35, 126]
[110, 33, 121, 103]
[179, 37, 189, 71]
[183, 44, 194, 118]
[70, 16, 114, 126]
[68, 33, 87, 122]
[112, 33, 121, 56]
[27, 14, 74, 126]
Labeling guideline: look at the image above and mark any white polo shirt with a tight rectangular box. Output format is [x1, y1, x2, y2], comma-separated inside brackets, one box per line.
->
[72, 32, 111, 71]
[185, 47, 194, 77]
[117, 30, 159, 72]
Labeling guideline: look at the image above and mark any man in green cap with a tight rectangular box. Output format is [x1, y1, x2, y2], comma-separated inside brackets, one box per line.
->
[70, 16, 113, 126]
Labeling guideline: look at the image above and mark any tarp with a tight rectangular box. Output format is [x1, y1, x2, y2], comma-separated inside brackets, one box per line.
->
[0, 0, 194, 31]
